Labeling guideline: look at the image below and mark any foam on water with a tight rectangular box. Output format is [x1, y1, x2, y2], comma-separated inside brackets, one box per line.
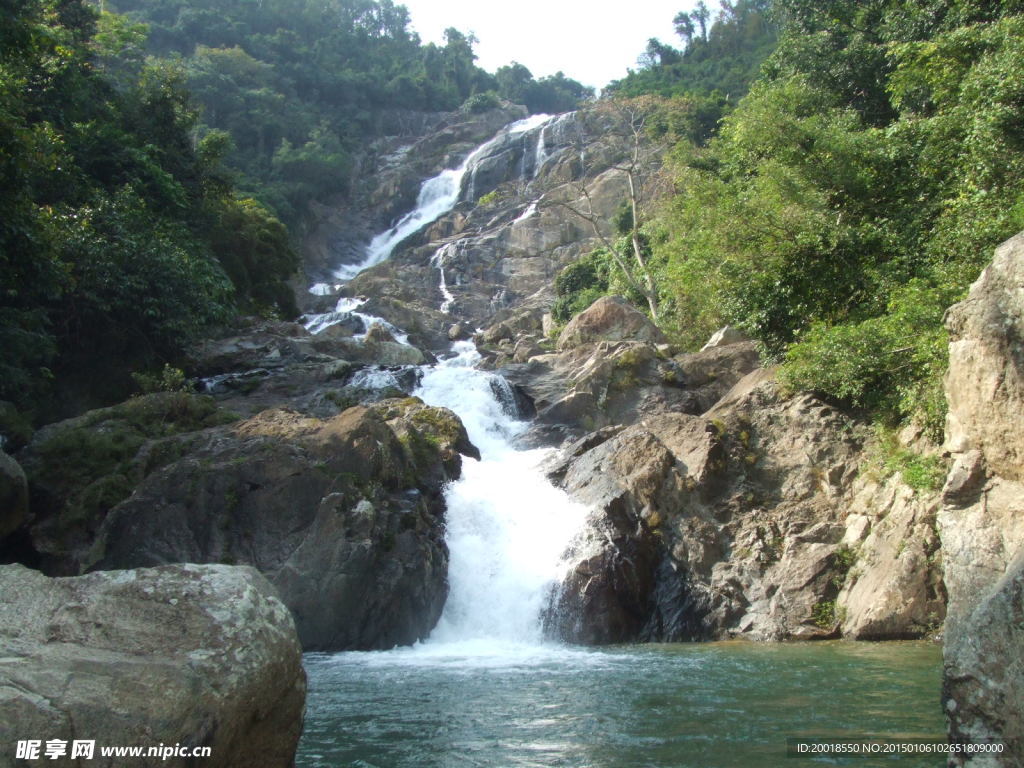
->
[352, 340, 591, 664]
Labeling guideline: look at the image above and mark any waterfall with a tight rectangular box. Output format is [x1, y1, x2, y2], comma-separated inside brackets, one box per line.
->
[430, 243, 457, 314]
[335, 113, 554, 282]
[534, 122, 549, 176]
[514, 200, 539, 223]
[412, 342, 588, 649]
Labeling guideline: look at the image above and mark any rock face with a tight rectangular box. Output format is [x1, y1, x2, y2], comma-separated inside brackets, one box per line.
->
[943, 552, 1024, 765]
[16, 394, 476, 651]
[0, 451, 28, 542]
[0, 563, 305, 768]
[940, 231, 1024, 764]
[88, 402, 473, 651]
[556, 296, 667, 350]
[502, 336, 760, 440]
[305, 107, 648, 350]
[543, 368, 946, 644]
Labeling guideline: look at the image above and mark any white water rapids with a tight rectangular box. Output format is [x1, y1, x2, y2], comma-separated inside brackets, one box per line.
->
[408, 341, 589, 657]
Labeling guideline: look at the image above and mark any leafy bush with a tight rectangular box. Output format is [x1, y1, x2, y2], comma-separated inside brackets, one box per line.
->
[461, 91, 500, 113]
[551, 253, 611, 324]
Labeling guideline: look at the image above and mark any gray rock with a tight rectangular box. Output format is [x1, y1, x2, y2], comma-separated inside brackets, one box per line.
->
[943, 551, 1024, 765]
[0, 563, 305, 768]
[944, 231, 1024, 481]
[0, 451, 28, 541]
[545, 374, 892, 644]
[839, 477, 945, 639]
[362, 339, 426, 366]
[88, 403, 474, 651]
[364, 321, 397, 344]
[700, 325, 749, 351]
[940, 231, 1024, 761]
[557, 296, 666, 350]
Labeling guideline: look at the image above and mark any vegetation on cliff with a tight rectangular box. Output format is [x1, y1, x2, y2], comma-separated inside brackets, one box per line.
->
[105, 0, 591, 225]
[590, 0, 1024, 438]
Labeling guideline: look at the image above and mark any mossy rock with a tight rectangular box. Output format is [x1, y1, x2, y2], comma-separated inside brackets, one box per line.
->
[20, 393, 239, 568]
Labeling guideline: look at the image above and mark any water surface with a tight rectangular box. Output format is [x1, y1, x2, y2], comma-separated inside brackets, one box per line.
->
[298, 640, 943, 768]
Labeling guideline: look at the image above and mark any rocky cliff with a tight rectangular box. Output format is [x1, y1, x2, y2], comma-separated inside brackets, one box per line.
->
[467, 296, 944, 644]
[940, 232, 1024, 764]
[301, 104, 643, 349]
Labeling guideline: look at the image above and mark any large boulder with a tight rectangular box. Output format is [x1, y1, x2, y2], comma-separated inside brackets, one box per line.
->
[87, 402, 474, 651]
[943, 551, 1024, 764]
[556, 296, 666, 350]
[17, 393, 240, 574]
[940, 231, 1024, 764]
[543, 378, 900, 643]
[17, 392, 476, 651]
[0, 451, 28, 542]
[0, 563, 305, 768]
[502, 338, 759, 443]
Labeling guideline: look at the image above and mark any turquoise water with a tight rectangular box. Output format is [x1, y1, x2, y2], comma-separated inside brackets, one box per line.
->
[297, 640, 944, 768]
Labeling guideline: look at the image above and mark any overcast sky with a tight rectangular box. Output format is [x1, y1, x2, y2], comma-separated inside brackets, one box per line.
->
[398, 0, 696, 91]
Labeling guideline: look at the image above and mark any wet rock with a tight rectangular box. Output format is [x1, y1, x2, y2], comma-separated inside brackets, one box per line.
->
[319, 315, 365, 338]
[448, 323, 469, 341]
[365, 321, 397, 344]
[0, 563, 305, 768]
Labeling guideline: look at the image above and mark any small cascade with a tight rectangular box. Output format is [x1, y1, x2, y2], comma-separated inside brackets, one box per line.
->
[534, 122, 549, 176]
[308, 282, 339, 296]
[514, 200, 539, 223]
[302, 296, 410, 343]
[430, 243, 457, 314]
[463, 112, 552, 204]
[413, 342, 589, 647]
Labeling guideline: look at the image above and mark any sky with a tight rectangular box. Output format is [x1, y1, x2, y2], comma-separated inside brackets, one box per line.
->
[397, 0, 695, 91]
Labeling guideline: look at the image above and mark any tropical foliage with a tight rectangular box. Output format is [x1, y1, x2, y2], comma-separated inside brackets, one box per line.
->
[0, 0, 296, 420]
[633, 0, 1024, 436]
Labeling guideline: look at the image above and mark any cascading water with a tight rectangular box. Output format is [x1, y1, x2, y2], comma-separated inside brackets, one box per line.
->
[302, 297, 409, 343]
[430, 243, 457, 315]
[410, 341, 589, 653]
[334, 113, 554, 282]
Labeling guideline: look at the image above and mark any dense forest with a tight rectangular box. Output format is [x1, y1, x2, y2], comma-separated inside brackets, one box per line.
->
[561, 0, 1024, 440]
[0, 0, 301, 428]
[107, 0, 592, 225]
